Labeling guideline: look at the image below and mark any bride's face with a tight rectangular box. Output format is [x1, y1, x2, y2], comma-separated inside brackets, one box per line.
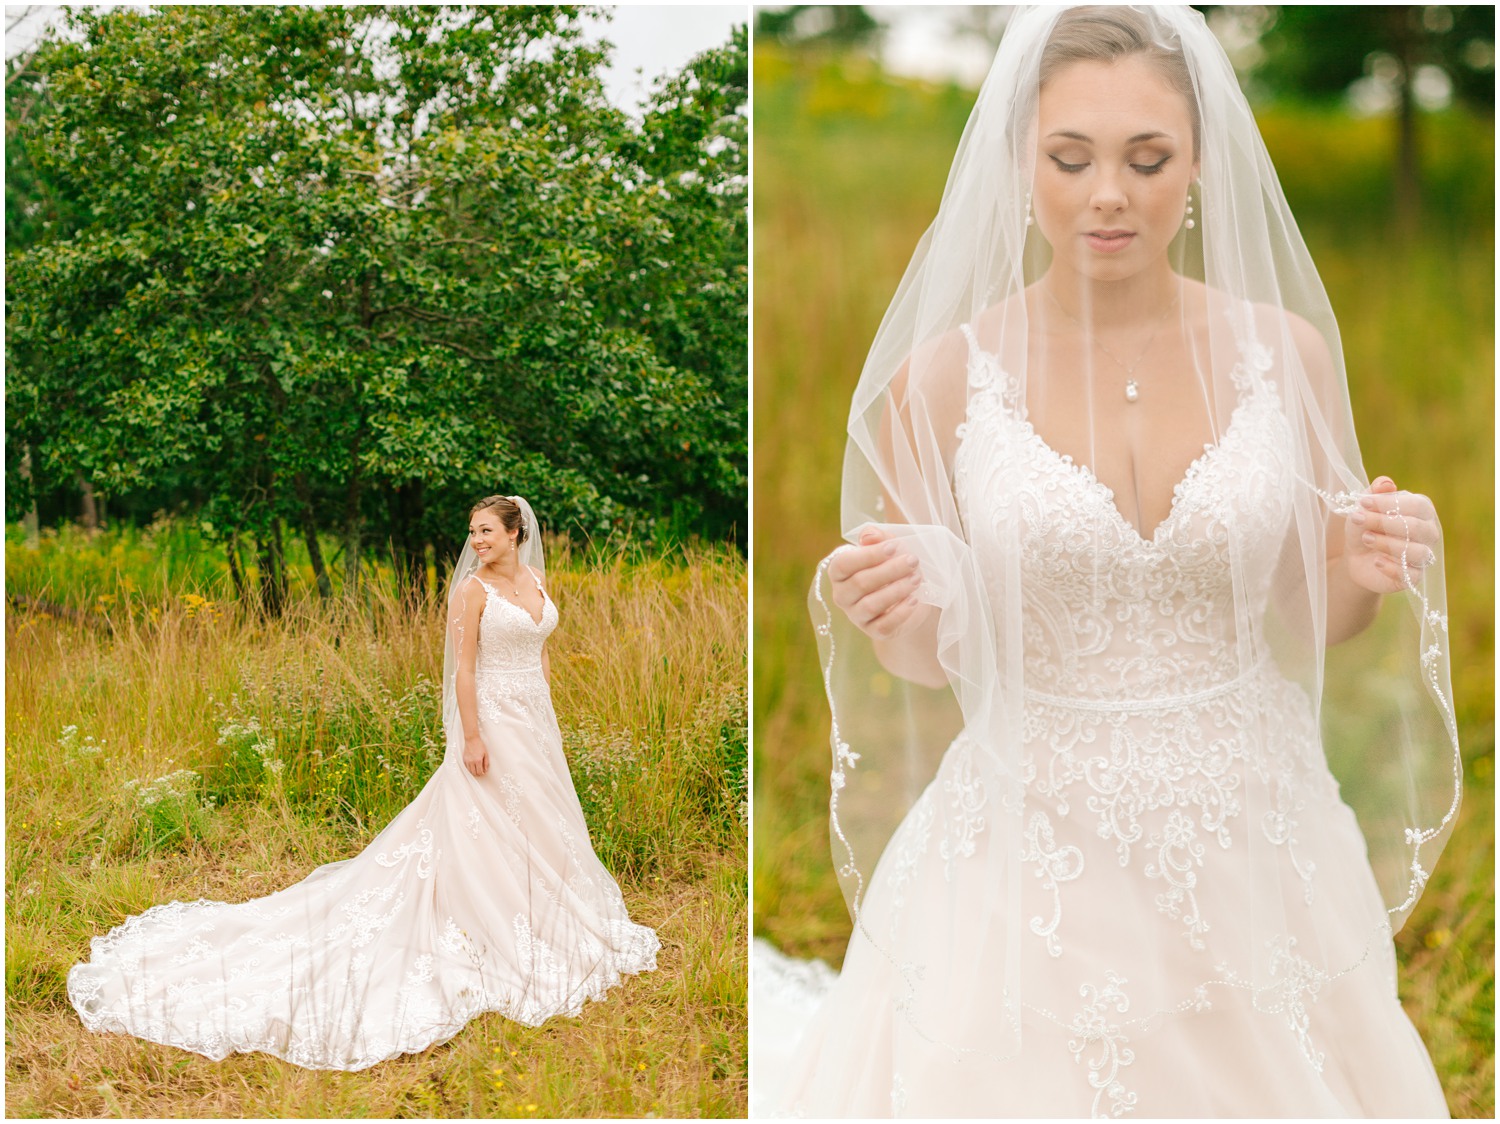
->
[1032, 55, 1198, 283]
[468, 513, 514, 561]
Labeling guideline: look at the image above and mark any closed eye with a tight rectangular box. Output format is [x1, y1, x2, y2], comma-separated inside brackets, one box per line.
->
[1049, 155, 1087, 174]
[1132, 157, 1171, 175]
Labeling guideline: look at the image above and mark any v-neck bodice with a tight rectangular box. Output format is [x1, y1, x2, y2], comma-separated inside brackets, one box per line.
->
[953, 324, 1296, 702]
[471, 576, 557, 675]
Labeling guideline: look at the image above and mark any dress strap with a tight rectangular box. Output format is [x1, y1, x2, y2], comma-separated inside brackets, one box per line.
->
[957, 321, 1022, 421]
[958, 322, 983, 369]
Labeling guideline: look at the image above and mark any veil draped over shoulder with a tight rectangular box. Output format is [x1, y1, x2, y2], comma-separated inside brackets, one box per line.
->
[801, 3, 1460, 1105]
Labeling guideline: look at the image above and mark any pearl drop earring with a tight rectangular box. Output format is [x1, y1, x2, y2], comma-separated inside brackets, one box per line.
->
[1184, 189, 1196, 230]
[1025, 191, 1034, 227]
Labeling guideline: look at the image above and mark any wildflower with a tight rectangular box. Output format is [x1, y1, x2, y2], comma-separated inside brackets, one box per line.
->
[636, 1061, 647, 1072]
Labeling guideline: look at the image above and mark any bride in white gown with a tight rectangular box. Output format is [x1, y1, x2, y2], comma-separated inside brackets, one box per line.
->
[69, 494, 659, 1070]
[754, 6, 1461, 1118]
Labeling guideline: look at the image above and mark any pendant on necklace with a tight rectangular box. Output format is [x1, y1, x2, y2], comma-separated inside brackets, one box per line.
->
[1125, 379, 1140, 403]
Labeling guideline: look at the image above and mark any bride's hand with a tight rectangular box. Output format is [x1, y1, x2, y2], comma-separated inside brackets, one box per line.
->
[1344, 476, 1440, 594]
[463, 735, 489, 777]
[829, 527, 926, 639]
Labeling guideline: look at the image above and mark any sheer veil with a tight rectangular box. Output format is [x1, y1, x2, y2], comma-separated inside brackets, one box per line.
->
[809, 2, 1461, 1072]
[443, 496, 547, 766]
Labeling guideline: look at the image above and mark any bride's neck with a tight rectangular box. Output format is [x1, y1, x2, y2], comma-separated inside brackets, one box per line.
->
[1041, 264, 1180, 330]
[483, 556, 524, 584]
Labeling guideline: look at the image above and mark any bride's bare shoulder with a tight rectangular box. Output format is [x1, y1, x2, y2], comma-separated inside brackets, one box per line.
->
[884, 321, 985, 412]
[969, 291, 1031, 356]
[1193, 284, 1336, 375]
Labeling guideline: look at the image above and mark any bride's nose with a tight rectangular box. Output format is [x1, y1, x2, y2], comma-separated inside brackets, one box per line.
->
[1090, 166, 1127, 213]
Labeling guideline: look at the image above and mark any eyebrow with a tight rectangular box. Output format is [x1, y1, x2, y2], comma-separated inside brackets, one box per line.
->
[1046, 129, 1173, 144]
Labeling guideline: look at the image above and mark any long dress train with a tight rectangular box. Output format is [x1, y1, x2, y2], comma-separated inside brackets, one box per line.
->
[69, 576, 659, 1071]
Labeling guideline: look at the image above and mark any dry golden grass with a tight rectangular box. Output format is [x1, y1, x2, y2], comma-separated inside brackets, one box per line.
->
[6, 546, 747, 1118]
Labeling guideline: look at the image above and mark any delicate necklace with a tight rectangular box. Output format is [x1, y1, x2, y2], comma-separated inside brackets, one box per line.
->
[485, 563, 524, 598]
[1044, 284, 1179, 403]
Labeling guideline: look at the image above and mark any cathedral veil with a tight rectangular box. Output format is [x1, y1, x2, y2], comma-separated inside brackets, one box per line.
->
[808, 2, 1461, 1084]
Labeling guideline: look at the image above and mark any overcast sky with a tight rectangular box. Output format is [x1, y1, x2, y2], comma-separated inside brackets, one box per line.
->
[4, 4, 745, 114]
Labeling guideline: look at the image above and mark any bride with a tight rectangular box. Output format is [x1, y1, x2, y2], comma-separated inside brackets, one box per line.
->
[69, 495, 660, 1070]
[755, 6, 1461, 1118]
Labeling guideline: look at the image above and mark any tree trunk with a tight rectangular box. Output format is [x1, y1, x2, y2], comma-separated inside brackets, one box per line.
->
[387, 482, 428, 606]
[20, 446, 38, 549]
[257, 519, 288, 618]
[227, 530, 246, 601]
[77, 469, 98, 532]
[293, 472, 332, 600]
[343, 434, 364, 598]
[1391, 7, 1422, 233]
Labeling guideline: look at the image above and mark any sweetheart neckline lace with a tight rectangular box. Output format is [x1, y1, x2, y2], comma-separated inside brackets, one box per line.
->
[473, 575, 551, 627]
[961, 328, 1267, 547]
[1011, 391, 1262, 546]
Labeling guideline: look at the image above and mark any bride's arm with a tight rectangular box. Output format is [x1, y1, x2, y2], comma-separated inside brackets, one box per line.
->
[452, 578, 490, 776]
[827, 335, 966, 690]
[828, 532, 947, 689]
[1284, 313, 1439, 646]
[1323, 516, 1382, 645]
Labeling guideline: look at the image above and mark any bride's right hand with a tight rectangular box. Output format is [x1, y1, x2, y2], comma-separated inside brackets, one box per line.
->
[828, 527, 925, 639]
[463, 735, 489, 777]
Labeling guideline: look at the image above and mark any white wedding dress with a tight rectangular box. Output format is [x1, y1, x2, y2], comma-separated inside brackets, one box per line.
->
[69, 575, 659, 1070]
[754, 329, 1449, 1118]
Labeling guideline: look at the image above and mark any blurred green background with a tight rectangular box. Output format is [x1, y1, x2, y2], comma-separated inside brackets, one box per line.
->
[751, 7, 1493, 1116]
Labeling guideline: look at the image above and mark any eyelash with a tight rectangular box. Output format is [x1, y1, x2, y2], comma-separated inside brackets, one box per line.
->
[1049, 156, 1171, 175]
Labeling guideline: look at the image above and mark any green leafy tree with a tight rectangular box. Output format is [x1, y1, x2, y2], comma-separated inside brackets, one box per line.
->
[7, 5, 748, 605]
[1205, 4, 1495, 224]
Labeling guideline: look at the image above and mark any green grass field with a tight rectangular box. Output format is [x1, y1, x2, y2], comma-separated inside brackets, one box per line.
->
[751, 46, 1494, 1116]
[6, 530, 747, 1117]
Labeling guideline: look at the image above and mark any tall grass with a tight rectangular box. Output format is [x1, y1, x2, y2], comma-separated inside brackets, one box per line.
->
[6, 535, 747, 1117]
[752, 46, 1493, 1115]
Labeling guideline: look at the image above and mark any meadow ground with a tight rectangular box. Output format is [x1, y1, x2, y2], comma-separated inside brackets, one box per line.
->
[752, 46, 1494, 1117]
[6, 532, 747, 1117]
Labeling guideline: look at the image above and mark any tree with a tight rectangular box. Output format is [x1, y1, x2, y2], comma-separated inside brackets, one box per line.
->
[753, 6, 881, 49]
[1211, 5, 1495, 226]
[6, 5, 748, 605]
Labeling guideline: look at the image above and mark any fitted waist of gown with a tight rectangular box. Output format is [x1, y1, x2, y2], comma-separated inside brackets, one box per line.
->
[475, 663, 549, 698]
[1021, 650, 1275, 713]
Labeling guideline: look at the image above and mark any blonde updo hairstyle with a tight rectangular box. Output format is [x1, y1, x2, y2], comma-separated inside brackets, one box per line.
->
[470, 494, 528, 548]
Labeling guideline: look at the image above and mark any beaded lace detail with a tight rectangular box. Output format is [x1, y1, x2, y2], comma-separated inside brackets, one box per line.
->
[948, 327, 1341, 964]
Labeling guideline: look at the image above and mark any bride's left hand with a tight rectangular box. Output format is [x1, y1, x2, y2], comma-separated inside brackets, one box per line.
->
[1344, 476, 1440, 594]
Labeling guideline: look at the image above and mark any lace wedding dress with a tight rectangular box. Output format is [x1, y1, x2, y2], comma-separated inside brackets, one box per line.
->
[69, 574, 659, 1070]
[753, 327, 1449, 1118]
